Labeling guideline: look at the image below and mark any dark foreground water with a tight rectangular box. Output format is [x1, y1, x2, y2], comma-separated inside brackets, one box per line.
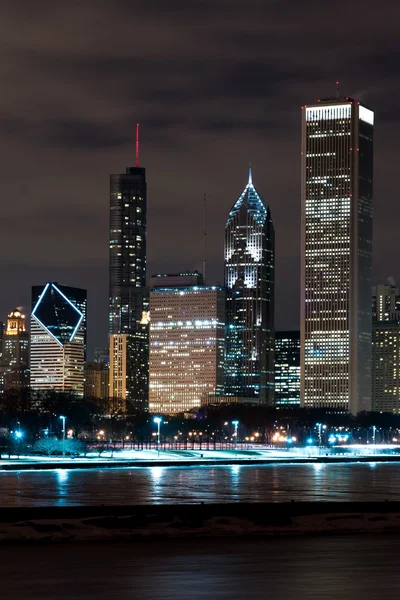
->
[0, 536, 398, 599]
[1, 462, 400, 506]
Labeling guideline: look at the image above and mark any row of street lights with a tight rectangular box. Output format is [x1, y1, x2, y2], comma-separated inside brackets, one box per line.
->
[153, 417, 240, 456]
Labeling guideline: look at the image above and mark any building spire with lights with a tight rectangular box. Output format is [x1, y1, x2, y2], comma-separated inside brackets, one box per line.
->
[248, 164, 253, 186]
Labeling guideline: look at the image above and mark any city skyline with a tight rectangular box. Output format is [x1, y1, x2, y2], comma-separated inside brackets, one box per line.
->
[0, 3, 399, 356]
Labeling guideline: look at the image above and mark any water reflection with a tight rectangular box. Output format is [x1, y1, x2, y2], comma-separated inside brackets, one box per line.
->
[149, 466, 165, 484]
[56, 469, 70, 484]
[1, 463, 400, 507]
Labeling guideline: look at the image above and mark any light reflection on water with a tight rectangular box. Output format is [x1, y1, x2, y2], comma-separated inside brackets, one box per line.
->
[0, 462, 400, 507]
[1, 536, 400, 600]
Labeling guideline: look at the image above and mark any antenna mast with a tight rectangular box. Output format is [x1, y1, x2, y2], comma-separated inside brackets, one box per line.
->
[336, 81, 340, 100]
[135, 123, 140, 167]
[203, 193, 207, 285]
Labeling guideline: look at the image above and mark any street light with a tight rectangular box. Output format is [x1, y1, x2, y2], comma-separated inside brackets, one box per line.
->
[232, 420, 239, 456]
[60, 415, 66, 459]
[316, 423, 326, 451]
[372, 425, 376, 450]
[15, 421, 22, 439]
[153, 417, 162, 457]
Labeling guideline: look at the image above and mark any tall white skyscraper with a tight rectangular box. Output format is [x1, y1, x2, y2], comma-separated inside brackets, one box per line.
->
[301, 98, 373, 414]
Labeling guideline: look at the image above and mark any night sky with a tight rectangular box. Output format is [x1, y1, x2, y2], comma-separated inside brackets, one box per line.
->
[0, 0, 399, 356]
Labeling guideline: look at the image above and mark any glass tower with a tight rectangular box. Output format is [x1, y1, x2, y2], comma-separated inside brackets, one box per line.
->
[275, 331, 300, 406]
[109, 166, 148, 410]
[224, 169, 275, 404]
[30, 283, 87, 395]
[301, 98, 373, 413]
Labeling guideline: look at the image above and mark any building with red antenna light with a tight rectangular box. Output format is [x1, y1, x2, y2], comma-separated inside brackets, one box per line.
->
[109, 125, 149, 411]
[300, 97, 374, 414]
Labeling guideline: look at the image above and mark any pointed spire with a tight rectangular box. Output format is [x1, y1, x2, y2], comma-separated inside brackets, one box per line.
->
[135, 123, 140, 167]
[248, 163, 253, 186]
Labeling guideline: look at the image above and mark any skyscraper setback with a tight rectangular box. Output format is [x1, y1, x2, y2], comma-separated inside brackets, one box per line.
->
[301, 98, 374, 414]
[109, 148, 149, 410]
[224, 169, 275, 404]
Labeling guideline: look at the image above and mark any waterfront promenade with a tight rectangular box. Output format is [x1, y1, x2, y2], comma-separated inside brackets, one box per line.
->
[1, 445, 400, 470]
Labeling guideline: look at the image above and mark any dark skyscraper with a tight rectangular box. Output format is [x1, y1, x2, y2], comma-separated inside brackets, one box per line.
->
[224, 169, 275, 404]
[301, 98, 374, 414]
[275, 331, 300, 406]
[109, 152, 149, 410]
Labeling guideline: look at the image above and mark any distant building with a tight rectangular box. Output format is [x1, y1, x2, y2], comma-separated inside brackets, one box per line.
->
[84, 361, 109, 401]
[301, 97, 374, 414]
[0, 309, 29, 393]
[372, 284, 400, 322]
[275, 331, 300, 406]
[109, 162, 148, 410]
[30, 283, 87, 396]
[201, 395, 264, 407]
[224, 169, 275, 404]
[372, 285, 400, 413]
[149, 283, 225, 414]
[93, 346, 109, 366]
[372, 321, 400, 414]
[150, 272, 203, 288]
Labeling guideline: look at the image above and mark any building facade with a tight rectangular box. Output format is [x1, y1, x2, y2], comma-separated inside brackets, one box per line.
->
[372, 322, 400, 414]
[372, 284, 400, 322]
[275, 331, 300, 406]
[84, 361, 109, 401]
[109, 165, 149, 411]
[0, 309, 29, 393]
[224, 169, 275, 404]
[372, 284, 400, 413]
[301, 98, 374, 414]
[30, 283, 87, 396]
[149, 283, 225, 414]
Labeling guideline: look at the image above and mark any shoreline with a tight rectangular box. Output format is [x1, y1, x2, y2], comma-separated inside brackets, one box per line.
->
[1, 453, 400, 470]
[1, 502, 400, 542]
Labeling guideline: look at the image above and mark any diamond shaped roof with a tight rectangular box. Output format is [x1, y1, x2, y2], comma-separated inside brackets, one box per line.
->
[32, 283, 83, 345]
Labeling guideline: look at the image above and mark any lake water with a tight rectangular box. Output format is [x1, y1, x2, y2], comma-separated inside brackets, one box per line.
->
[0, 536, 398, 599]
[1, 461, 399, 506]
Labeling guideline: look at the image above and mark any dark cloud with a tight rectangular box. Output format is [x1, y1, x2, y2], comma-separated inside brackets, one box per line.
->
[0, 0, 399, 353]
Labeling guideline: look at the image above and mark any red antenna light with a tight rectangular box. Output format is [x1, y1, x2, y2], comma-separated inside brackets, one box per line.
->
[135, 123, 140, 167]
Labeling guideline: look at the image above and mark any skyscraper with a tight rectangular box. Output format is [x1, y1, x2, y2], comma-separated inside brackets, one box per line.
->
[372, 284, 400, 413]
[372, 284, 400, 322]
[301, 97, 374, 414]
[149, 277, 225, 414]
[275, 331, 300, 406]
[109, 158, 148, 411]
[224, 169, 275, 404]
[30, 283, 86, 395]
[0, 309, 29, 393]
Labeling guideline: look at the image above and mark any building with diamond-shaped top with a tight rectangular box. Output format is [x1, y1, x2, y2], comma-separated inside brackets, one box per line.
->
[224, 168, 275, 404]
[30, 283, 87, 396]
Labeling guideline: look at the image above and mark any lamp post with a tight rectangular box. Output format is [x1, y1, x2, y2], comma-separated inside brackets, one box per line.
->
[60, 416, 66, 459]
[372, 425, 376, 451]
[14, 421, 23, 458]
[153, 417, 162, 458]
[232, 420, 239, 456]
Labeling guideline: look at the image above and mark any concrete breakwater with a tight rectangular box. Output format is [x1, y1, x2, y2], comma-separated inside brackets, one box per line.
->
[1, 502, 400, 542]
